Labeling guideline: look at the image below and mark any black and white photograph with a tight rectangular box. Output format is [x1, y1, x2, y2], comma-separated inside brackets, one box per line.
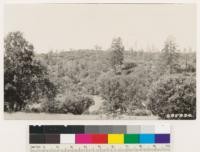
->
[4, 3, 196, 120]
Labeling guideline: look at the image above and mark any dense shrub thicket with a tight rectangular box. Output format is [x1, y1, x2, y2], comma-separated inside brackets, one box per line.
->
[40, 92, 94, 114]
[4, 32, 196, 119]
[148, 74, 196, 119]
[98, 64, 156, 116]
[62, 93, 94, 114]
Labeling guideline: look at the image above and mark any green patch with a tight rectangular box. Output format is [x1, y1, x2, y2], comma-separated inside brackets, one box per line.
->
[124, 134, 139, 144]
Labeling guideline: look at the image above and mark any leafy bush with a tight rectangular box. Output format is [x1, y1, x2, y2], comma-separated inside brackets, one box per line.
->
[24, 103, 43, 113]
[61, 93, 94, 114]
[24, 97, 62, 113]
[148, 74, 196, 119]
[41, 98, 62, 113]
[98, 68, 153, 115]
[98, 72, 129, 114]
[30, 92, 95, 114]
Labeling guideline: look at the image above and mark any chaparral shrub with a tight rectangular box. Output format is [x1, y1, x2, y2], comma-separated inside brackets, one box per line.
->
[61, 92, 94, 114]
[148, 74, 196, 119]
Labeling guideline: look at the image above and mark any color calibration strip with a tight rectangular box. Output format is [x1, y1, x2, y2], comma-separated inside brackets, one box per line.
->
[29, 125, 170, 144]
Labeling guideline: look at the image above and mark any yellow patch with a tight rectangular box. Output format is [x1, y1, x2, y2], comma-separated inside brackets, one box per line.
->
[108, 134, 124, 144]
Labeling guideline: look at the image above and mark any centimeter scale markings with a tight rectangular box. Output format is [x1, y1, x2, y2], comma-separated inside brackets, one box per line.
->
[30, 144, 170, 152]
[29, 125, 170, 152]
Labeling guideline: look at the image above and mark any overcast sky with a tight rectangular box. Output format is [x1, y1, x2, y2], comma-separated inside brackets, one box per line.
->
[5, 3, 196, 53]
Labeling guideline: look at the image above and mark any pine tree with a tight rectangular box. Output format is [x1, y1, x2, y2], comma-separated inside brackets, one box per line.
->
[160, 36, 179, 74]
[110, 37, 124, 71]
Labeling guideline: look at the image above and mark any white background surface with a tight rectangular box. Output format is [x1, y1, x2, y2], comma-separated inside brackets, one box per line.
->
[0, 0, 199, 151]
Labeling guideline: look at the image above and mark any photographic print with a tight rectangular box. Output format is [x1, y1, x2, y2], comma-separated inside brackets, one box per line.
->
[4, 3, 196, 120]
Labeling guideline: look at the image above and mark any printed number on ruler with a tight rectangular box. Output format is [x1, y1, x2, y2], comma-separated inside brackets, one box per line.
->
[30, 144, 170, 152]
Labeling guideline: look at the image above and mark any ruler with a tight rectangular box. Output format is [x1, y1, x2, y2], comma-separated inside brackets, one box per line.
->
[29, 144, 170, 152]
